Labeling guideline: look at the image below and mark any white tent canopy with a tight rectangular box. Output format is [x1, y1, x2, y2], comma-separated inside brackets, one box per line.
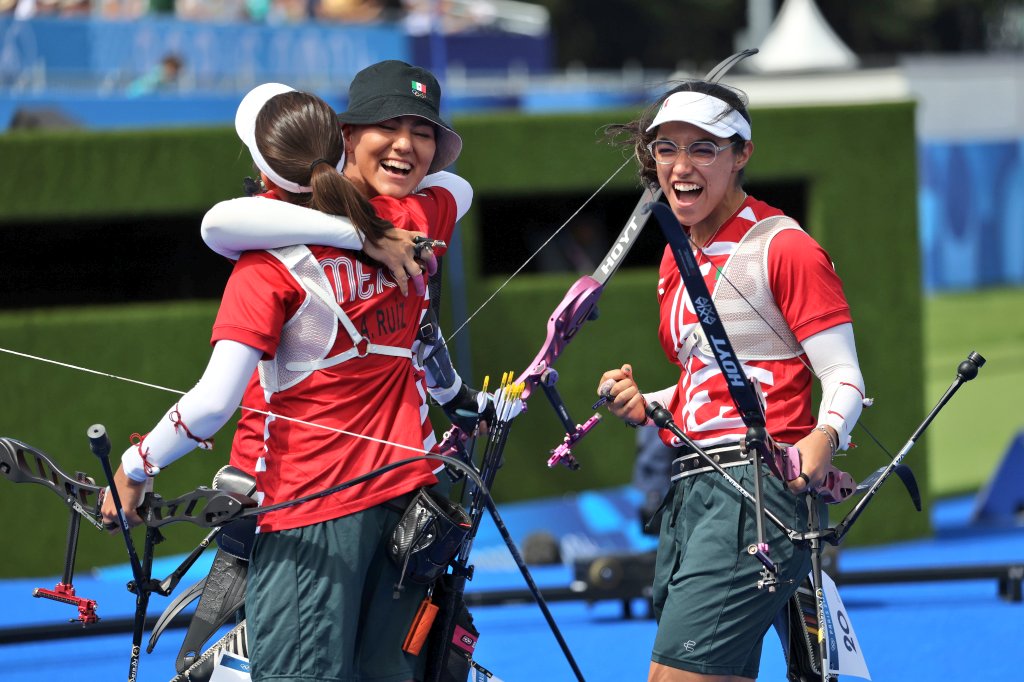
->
[747, 0, 859, 73]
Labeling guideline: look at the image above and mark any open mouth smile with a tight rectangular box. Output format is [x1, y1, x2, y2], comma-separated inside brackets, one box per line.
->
[673, 181, 703, 201]
[380, 159, 412, 176]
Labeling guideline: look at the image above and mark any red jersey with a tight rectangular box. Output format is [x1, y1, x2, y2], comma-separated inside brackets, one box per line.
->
[212, 187, 458, 532]
[657, 196, 852, 448]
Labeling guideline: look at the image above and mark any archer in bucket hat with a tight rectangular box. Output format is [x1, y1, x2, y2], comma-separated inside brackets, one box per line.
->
[338, 60, 463, 174]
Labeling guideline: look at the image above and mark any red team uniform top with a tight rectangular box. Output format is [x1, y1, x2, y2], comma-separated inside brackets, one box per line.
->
[211, 187, 458, 533]
[656, 196, 852, 448]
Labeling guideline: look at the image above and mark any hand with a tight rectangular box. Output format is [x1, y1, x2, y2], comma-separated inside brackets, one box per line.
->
[442, 384, 495, 435]
[596, 364, 648, 426]
[788, 426, 837, 494]
[412, 236, 442, 277]
[100, 465, 146, 531]
[362, 228, 426, 297]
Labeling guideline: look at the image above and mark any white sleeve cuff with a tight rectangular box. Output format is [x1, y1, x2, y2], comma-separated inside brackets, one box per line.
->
[120, 444, 152, 482]
[415, 171, 473, 221]
[642, 385, 676, 409]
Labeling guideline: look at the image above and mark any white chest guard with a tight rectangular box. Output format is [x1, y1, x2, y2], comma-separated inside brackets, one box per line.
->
[258, 245, 412, 395]
[681, 216, 803, 362]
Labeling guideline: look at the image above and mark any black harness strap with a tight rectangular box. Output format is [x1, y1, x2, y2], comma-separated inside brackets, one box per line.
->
[651, 202, 767, 428]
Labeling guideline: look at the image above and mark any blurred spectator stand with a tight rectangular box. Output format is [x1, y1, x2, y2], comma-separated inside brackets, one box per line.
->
[0, 15, 411, 93]
[125, 51, 182, 97]
[315, 0, 383, 23]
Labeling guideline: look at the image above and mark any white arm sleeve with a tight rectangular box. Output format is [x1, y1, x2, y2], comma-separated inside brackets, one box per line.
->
[801, 323, 865, 450]
[201, 197, 363, 261]
[120, 340, 263, 481]
[642, 385, 676, 408]
[415, 171, 473, 221]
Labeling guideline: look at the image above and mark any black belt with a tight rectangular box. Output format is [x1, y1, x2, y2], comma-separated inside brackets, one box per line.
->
[670, 443, 752, 481]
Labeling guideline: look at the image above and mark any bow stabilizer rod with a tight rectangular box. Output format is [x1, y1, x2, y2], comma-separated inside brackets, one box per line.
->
[90, 423, 160, 682]
[89, 424, 146, 587]
[833, 352, 985, 543]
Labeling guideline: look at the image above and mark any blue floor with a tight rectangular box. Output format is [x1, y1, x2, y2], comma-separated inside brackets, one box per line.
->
[2, 489, 1022, 681]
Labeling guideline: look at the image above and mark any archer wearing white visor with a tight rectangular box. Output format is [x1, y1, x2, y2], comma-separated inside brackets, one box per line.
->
[595, 73, 866, 682]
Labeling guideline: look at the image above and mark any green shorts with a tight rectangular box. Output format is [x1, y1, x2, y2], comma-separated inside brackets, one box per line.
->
[247, 501, 429, 682]
[651, 462, 823, 678]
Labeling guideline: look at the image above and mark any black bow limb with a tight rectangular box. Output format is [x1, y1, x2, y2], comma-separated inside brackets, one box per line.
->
[833, 351, 985, 544]
[0, 436, 106, 624]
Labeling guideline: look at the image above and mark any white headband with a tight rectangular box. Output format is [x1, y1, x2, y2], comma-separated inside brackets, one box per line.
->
[234, 83, 346, 194]
[647, 90, 751, 141]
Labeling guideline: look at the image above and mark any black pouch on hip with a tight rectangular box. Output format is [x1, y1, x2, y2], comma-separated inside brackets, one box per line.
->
[389, 488, 471, 595]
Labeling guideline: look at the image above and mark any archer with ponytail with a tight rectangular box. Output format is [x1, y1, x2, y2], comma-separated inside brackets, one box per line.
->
[102, 84, 461, 682]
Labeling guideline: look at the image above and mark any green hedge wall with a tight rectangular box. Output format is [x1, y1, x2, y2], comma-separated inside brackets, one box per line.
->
[0, 127, 252, 222]
[0, 101, 925, 577]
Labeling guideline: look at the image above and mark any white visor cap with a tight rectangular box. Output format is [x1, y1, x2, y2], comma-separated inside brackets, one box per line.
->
[235, 83, 345, 194]
[647, 90, 751, 141]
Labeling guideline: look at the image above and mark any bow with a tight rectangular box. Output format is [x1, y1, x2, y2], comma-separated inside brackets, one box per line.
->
[414, 184, 665, 682]
[467, 182, 664, 470]
[442, 50, 758, 472]
[0, 427, 169, 682]
[0, 423, 499, 682]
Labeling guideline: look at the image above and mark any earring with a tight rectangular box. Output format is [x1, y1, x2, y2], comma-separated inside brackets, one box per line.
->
[243, 176, 267, 197]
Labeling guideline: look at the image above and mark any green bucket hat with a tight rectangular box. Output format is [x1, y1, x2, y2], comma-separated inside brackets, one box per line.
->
[337, 60, 462, 174]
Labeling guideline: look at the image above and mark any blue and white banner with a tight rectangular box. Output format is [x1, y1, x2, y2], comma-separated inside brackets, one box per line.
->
[210, 650, 252, 682]
[919, 139, 1024, 291]
[819, 571, 871, 680]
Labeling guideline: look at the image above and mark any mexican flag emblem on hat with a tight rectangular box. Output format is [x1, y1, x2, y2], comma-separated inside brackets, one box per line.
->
[336, 60, 463, 172]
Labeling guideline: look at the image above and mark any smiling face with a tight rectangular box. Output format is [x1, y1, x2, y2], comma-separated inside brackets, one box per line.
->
[653, 120, 753, 241]
[342, 115, 437, 199]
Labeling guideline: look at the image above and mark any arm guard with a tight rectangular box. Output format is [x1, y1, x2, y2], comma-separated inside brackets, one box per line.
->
[415, 308, 462, 405]
[414, 309, 495, 431]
